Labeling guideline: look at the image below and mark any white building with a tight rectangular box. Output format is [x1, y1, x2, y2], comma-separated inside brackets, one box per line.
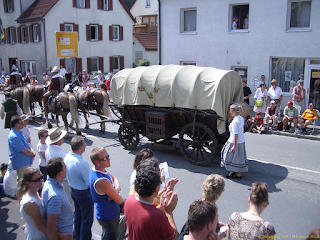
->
[0, 0, 135, 82]
[159, 0, 320, 110]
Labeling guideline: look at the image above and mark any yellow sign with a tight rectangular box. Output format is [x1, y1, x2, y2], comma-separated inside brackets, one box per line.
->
[56, 32, 78, 58]
[312, 72, 320, 78]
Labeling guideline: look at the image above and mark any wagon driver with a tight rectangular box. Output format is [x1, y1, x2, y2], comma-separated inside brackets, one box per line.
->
[43, 66, 65, 111]
[5, 65, 23, 91]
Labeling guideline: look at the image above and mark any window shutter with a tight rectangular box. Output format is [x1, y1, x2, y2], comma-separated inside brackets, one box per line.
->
[17, 26, 21, 43]
[109, 57, 113, 72]
[99, 57, 104, 73]
[97, 0, 102, 9]
[60, 59, 65, 69]
[98, 25, 102, 41]
[73, 0, 77, 7]
[74, 24, 79, 40]
[38, 24, 42, 42]
[29, 25, 34, 42]
[86, 25, 90, 41]
[87, 58, 91, 74]
[85, 0, 90, 8]
[120, 26, 123, 41]
[11, 0, 14, 11]
[60, 24, 65, 31]
[25, 27, 29, 43]
[76, 58, 82, 74]
[13, 27, 16, 43]
[109, 26, 112, 41]
[120, 56, 124, 70]
[6, 28, 9, 43]
[3, 0, 8, 13]
[108, 0, 113, 10]
[3, 28, 6, 44]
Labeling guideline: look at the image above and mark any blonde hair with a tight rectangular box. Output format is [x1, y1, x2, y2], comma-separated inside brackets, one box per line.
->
[201, 174, 225, 202]
[90, 147, 106, 164]
[230, 104, 243, 116]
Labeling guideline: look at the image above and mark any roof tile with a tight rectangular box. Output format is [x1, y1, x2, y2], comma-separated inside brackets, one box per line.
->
[17, 0, 59, 22]
[134, 33, 158, 51]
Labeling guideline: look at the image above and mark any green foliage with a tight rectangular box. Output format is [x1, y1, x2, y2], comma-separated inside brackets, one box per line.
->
[136, 59, 150, 67]
[123, 0, 135, 9]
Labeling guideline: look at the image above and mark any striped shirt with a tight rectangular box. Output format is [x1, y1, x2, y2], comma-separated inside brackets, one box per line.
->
[42, 178, 73, 235]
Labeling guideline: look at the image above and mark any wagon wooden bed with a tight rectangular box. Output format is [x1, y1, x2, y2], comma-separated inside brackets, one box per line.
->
[110, 65, 249, 166]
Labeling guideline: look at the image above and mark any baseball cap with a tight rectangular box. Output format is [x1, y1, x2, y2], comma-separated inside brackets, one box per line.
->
[286, 100, 293, 105]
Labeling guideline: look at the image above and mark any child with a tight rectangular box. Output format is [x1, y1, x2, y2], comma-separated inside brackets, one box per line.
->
[37, 129, 48, 181]
[21, 114, 31, 144]
[252, 112, 266, 134]
[0, 163, 8, 183]
[117, 198, 127, 240]
[3, 161, 17, 198]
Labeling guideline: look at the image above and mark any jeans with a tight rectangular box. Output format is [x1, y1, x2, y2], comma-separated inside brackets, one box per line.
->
[39, 166, 47, 181]
[97, 214, 120, 240]
[70, 188, 94, 240]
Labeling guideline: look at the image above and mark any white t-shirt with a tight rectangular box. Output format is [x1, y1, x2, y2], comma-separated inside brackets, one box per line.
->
[37, 142, 48, 167]
[232, 21, 237, 30]
[22, 126, 30, 142]
[268, 86, 283, 100]
[228, 115, 245, 144]
[3, 163, 17, 198]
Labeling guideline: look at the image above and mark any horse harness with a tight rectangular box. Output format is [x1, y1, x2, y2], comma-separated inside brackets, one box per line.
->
[77, 88, 103, 109]
[48, 93, 69, 113]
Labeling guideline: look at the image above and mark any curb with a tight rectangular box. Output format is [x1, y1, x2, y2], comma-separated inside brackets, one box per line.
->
[266, 129, 320, 141]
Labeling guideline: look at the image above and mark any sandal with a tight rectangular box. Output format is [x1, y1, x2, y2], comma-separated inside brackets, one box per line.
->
[226, 172, 236, 179]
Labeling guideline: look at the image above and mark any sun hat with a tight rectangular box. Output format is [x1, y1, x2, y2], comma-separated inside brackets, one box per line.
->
[97, 70, 102, 74]
[46, 127, 67, 144]
[286, 100, 293, 105]
[51, 66, 60, 73]
[297, 80, 304, 84]
[20, 114, 30, 121]
[270, 100, 276, 104]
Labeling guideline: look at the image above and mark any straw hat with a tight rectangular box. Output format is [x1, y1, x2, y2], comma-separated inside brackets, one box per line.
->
[46, 127, 67, 144]
[20, 114, 30, 121]
[51, 66, 60, 73]
[97, 70, 102, 74]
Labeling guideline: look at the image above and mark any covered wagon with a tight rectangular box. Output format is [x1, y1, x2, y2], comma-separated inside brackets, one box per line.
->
[110, 65, 249, 166]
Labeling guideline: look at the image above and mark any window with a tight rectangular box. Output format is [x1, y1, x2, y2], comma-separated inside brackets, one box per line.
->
[103, 0, 108, 10]
[289, 1, 311, 28]
[271, 58, 305, 92]
[233, 67, 248, 82]
[9, 27, 15, 43]
[65, 24, 73, 32]
[113, 57, 120, 71]
[146, 0, 150, 7]
[230, 4, 249, 31]
[135, 51, 143, 63]
[91, 58, 99, 72]
[66, 58, 76, 75]
[109, 56, 123, 71]
[91, 25, 98, 40]
[98, 0, 113, 10]
[77, 0, 85, 8]
[21, 26, 26, 43]
[180, 61, 196, 66]
[112, 26, 119, 40]
[33, 25, 39, 42]
[21, 61, 36, 77]
[180, 8, 197, 33]
[4, 0, 14, 13]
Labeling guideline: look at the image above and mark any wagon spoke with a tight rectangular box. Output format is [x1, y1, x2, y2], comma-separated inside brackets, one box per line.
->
[199, 149, 205, 162]
[195, 148, 199, 162]
[200, 131, 208, 141]
[187, 148, 195, 157]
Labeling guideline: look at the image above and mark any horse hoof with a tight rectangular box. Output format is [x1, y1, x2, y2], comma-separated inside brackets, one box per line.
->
[85, 125, 89, 129]
[48, 123, 52, 129]
[76, 131, 82, 136]
[100, 129, 105, 133]
[64, 133, 69, 139]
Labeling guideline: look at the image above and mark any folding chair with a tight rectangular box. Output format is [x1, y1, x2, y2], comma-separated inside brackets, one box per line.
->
[311, 109, 319, 135]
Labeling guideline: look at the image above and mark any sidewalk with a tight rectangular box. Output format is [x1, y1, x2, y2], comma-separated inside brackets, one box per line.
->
[249, 107, 320, 141]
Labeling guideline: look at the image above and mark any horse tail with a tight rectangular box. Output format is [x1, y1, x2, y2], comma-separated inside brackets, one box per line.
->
[23, 87, 30, 114]
[69, 93, 80, 125]
[101, 90, 111, 118]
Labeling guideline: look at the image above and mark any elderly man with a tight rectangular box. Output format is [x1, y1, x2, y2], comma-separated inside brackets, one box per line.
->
[264, 100, 278, 130]
[282, 101, 300, 133]
[42, 157, 73, 240]
[0, 91, 22, 128]
[43, 66, 65, 111]
[299, 103, 319, 132]
[8, 115, 35, 182]
[64, 136, 93, 240]
[292, 80, 305, 111]
[178, 200, 218, 240]
[268, 79, 283, 107]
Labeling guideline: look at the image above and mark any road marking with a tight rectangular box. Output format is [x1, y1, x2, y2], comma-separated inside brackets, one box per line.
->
[251, 158, 320, 174]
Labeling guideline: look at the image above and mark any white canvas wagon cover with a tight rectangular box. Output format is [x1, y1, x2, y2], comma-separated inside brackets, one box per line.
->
[110, 65, 243, 134]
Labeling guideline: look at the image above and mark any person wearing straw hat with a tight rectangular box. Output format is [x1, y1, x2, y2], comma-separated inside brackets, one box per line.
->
[45, 127, 74, 210]
[21, 114, 31, 144]
[0, 91, 22, 128]
[6, 65, 23, 91]
[292, 80, 305, 112]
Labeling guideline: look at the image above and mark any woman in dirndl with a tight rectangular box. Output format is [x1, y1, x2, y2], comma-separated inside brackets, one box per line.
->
[221, 104, 248, 179]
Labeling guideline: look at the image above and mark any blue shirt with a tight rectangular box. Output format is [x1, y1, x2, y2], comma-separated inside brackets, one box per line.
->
[42, 178, 73, 235]
[64, 152, 90, 190]
[8, 129, 32, 170]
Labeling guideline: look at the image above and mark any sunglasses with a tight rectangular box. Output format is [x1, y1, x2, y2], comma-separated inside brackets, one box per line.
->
[99, 155, 110, 161]
[30, 175, 44, 182]
[42, 135, 48, 138]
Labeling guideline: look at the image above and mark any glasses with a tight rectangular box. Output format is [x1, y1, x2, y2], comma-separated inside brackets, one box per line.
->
[99, 155, 110, 161]
[30, 175, 44, 182]
[42, 135, 48, 138]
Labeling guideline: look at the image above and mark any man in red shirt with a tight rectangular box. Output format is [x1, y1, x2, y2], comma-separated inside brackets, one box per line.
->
[124, 159, 178, 240]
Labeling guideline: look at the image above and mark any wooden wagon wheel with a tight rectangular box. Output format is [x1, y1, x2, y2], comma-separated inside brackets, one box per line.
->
[179, 122, 218, 166]
[118, 122, 139, 150]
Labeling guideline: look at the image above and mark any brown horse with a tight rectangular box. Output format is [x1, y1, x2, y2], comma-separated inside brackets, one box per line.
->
[45, 92, 81, 138]
[69, 86, 110, 132]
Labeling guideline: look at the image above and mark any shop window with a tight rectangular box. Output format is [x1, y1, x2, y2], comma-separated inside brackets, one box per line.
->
[271, 58, 305, 93]
[21, 61, 36, 77]
[180, 8, 197, 33]
[230, 4, 249, 31]
[66, 58, 76, 75]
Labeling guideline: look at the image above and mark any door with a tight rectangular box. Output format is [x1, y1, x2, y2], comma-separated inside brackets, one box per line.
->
[307, 68, 320, 110]
[9, 58, 18, 73]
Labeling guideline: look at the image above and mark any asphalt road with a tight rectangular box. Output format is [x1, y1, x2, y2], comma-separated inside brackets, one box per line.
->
[0, 93, 319, 239]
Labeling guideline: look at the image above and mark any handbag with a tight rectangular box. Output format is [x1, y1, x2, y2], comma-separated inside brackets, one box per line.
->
[255, 100, 264, 107]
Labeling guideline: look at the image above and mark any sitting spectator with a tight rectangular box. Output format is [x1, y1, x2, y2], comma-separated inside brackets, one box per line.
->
[3, 162, 17, 198]
[298, 103, 319, 132]
[1, 163, 8, 183]
[178, 200, 218, 240]
[252, 112, 266, 134]
[124, 158, 179, 240]
[89, 147, 122, 240]
[227, 182, 275, 240]
[180, 174, 228, 239]
[264, 100, 278, 130]
[282, 100, 300, 133]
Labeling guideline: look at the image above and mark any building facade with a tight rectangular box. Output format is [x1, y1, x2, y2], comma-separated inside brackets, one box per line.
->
[160, 0, 320, 109]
